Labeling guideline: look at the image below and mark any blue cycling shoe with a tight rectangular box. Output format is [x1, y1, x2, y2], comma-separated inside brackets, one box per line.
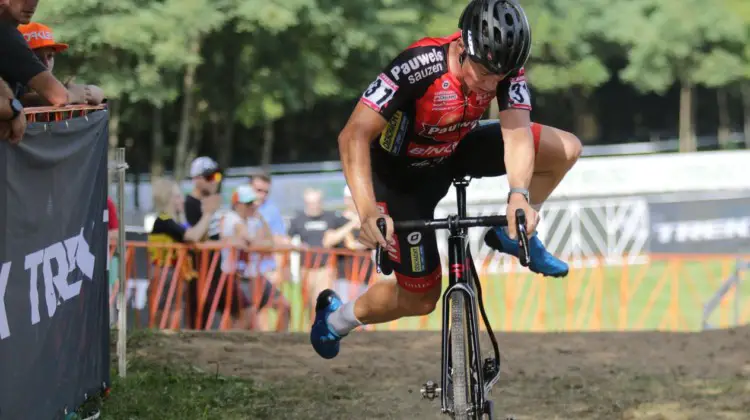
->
[484, 227, 569, 277]
[310, 289, 344, 359]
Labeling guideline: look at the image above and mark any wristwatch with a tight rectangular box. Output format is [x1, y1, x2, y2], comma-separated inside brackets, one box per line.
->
[6, 98, 23, 121]
[507, 187, 530, 203]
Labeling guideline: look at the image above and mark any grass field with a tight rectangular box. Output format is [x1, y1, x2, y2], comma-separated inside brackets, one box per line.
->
[277, 258, 750, 333]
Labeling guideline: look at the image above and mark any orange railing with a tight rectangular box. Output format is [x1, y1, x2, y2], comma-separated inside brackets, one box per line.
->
[25, 104, 107, 122]
[108, 241, 750, 333]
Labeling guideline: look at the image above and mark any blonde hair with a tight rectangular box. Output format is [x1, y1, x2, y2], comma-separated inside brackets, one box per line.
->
[152, 177, 179, 216]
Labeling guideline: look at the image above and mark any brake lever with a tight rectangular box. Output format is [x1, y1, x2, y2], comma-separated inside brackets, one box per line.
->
[375, 217, 393, 275]
[515, 208, 530, 267]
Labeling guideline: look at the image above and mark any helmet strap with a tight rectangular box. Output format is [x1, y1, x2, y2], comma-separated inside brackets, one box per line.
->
[459, 51, 467, 65]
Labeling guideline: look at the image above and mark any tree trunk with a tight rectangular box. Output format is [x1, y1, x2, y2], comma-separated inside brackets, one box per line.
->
[216, 117, 235, 168]
[742, 82, 750, 149]
[150, 106, 164, 176]
[106, 100, 121, 188]
[678, 81, 696, 152]
[717, 88, 731, 149]
[173, 39, 201, 181]
[570, 90, 599, 143]
[260, 119, 275, 168]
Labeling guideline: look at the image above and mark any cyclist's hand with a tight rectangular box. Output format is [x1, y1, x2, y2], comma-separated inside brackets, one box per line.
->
[359, 211, 394, 250]
[506, 194, 538, 239]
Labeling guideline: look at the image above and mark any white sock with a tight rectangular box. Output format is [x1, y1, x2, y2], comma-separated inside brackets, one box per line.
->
[327, 300, 362, 336]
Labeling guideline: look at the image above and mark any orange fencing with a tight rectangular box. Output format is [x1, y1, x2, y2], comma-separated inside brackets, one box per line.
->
[25, 104, 106, 122]
[109, 241, 750, 333]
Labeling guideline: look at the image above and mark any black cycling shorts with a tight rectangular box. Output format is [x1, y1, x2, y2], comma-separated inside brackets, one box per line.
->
[371, 120, 541, 293]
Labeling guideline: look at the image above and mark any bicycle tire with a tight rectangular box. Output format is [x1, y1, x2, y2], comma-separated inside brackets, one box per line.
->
[450, 293, 470, 420]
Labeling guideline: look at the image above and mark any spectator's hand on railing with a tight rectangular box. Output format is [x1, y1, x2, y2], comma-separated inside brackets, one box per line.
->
[83, 85, 105, 105]
[201, 194, 221, 214]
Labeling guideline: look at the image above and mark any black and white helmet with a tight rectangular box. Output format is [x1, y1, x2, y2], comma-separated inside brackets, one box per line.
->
[458, 0, 532, 75]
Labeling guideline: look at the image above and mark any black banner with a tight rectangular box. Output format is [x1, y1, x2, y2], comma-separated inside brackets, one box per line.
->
[0, 111, 110, 419]
[649, 197, 750, 254]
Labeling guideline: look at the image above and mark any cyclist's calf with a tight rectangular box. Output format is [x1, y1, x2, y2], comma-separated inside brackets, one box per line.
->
[353, 266, 442, 324]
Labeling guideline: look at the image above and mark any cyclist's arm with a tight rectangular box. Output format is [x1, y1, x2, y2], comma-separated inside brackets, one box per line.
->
[498, 109, 534, 191]
[497, 68, 535, 191]
[338, 103, 386, 217]
[341, 46, 436, 217]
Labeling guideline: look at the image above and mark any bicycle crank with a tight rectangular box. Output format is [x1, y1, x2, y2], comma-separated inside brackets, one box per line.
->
[420, 380, 441, 400]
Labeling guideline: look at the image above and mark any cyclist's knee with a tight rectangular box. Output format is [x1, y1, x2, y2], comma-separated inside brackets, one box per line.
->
[395, 266, 442, 316]
[535, 124, 583, 170]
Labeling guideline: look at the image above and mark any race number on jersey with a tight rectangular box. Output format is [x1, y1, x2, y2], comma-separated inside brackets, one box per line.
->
[507, 75, 531, 110]
[362, 73, 399, 112]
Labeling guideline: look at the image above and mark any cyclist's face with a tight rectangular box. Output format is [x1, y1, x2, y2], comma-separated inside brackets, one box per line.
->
[462, 59, 505, 95]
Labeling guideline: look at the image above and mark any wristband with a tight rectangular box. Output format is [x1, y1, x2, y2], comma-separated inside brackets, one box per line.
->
[507, 187, 530, 203]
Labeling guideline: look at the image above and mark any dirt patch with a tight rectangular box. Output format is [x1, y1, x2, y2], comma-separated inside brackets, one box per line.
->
[131, 327, 750, 419]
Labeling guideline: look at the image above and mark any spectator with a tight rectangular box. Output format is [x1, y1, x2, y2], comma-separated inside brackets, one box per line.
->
[107, 196, 119, 243]
[0, 0, 89, 105]
[147, 177, 220, 325]
[17, 22, 105, 106]
[249, 172, 288, 284]
[107, 196, 119, 287]
[219, 185, 290, 331]
[183, 156, 224, 329]
[185, 156, 222, 230]
[0, 77, 24, 143]
[325, 185, 374, 300]
[288, 188, 345, 306]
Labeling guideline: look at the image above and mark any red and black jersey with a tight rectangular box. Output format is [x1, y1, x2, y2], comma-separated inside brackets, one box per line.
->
[360, 31, 532, 167]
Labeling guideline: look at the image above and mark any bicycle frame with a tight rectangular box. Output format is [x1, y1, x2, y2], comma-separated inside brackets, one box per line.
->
[376, 176, 529, 419]
[439, 178, 501, 418]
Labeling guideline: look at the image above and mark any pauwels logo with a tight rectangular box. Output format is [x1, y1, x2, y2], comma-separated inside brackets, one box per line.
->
[420, 120, 479, 140]
[390, 47, 445, 85]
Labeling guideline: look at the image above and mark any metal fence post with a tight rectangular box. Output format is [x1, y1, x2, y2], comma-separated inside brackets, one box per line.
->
[109, 147, 129, 378]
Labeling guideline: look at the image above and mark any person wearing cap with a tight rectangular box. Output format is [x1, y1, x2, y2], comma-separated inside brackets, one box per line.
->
[0, 2, 90, 107]
[16, 22, 105, 106]
[219, 185, 290, 331]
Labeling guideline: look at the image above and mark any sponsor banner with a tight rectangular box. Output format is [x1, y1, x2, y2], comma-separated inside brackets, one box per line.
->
[440, 150, 750, 204]
[0, 111, 110, 419]
[649, 197, 750, 254]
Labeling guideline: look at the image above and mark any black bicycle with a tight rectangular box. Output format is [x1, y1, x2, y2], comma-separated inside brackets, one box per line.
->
[376, 177, 530, 420]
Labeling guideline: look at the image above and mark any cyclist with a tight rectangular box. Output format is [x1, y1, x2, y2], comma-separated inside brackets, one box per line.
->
[312, 0, 582, 359]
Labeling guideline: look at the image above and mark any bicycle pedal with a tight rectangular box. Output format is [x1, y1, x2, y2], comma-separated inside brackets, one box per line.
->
[482, 357, 499, 377]
[420, 380, 441, 400]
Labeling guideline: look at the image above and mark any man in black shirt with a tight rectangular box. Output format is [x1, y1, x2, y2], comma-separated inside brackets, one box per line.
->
[183, 156, 224, 328]
[288, 188, 348, 306]
[0, 0, 87, 104]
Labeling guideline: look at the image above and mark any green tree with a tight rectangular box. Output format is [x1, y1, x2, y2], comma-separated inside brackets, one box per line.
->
[522, 0, 611, 142]
[605, 0, 746, 152]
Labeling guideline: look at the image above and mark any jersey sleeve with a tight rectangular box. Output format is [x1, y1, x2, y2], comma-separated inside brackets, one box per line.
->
[360, 45, 447, 120]
[496, 68, 532, 112]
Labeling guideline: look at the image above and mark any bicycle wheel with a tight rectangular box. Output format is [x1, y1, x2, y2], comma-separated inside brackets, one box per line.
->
[450, 293, 470, 420]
